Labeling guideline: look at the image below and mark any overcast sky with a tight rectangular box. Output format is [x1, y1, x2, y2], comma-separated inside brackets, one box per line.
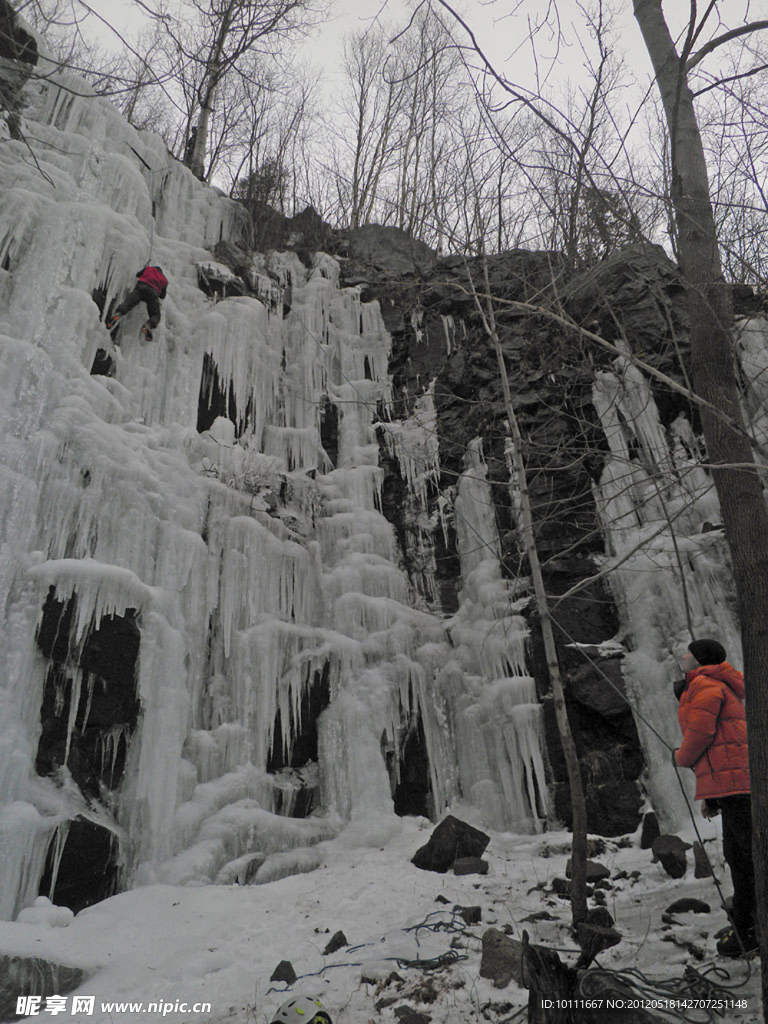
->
[83, 0, 649, 90]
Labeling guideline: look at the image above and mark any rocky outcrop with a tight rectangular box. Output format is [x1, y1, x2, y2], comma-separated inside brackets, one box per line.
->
[339, 229, 667, 835]
[0, 0, 39, 139]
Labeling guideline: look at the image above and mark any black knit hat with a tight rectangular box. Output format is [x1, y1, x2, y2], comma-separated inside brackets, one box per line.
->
[688, 638, 726, 666]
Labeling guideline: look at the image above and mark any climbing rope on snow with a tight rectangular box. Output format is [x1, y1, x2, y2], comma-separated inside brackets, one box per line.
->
[403, 907, 474, 944]
[264, 910, 472, 995]
[578, 960, 754, 1024]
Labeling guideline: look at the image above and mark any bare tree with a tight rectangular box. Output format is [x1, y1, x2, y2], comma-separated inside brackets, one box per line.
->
[143, 0, 323, 181]
[633, 1, 768, 1003]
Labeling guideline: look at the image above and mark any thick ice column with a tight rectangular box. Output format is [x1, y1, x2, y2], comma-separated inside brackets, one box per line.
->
[454, 438, 501, 579]
[319, 690, 394, 821]
[442, 439, 547, 831]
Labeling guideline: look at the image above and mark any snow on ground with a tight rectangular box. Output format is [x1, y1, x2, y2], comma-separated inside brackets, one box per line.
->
[0, 815, 762, 1024]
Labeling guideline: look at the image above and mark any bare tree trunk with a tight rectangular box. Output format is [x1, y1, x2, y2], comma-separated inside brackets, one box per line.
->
[634, 1, 768, 1009]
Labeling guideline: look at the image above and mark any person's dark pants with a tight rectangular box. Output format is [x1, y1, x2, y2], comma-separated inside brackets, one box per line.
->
[116, 282, 162, 329]
[721, 794, 756, 941]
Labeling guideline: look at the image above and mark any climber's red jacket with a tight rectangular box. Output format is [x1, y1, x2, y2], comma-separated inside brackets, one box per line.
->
[675, 662, 750, 799]
[137, 265, 168, 297]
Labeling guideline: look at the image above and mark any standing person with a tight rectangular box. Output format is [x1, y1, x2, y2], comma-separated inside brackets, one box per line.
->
[106, 265, 168, 340]
[673, 638, 756, 956]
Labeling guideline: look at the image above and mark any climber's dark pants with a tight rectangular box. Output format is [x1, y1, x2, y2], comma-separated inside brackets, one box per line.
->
[116, 282, 162, 329]
[721, 795, 756, 941]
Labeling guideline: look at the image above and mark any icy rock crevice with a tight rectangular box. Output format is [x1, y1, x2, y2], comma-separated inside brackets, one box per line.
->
[0, 63, 548, 917]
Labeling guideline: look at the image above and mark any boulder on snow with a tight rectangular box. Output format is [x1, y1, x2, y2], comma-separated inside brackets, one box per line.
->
[479, 927, 524, 988]
[323, 930, 348, 955]
[393, 1009, 431, 1024]
[455, 904, 482, 925]
[269, 960, 297, 984]
[666, 897, 710, 914]
[651, 835, 691, 879]
[566, 858, 610, 882]
[411, 815, 490, 873]
[640, 810, 661, 850]
[453, 856, 488, 875]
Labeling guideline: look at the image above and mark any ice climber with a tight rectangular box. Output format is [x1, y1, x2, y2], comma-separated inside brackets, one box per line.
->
[106, 265, 168, 340]
[269, 994, 332, 1023]
[673, 638, 756, 957]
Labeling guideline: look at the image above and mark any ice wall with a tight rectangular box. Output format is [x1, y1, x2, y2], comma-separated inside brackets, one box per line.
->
[0, 62, 547, 917]
[591, 356, 746, 828]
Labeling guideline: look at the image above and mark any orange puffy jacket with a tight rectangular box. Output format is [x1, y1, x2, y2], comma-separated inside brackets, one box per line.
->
[675, 662, 750, 799]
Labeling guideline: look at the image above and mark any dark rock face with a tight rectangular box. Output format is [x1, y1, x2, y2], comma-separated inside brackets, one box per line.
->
[411, 815, 490, 873]
[0, 0, 38, 139]
[338, 231, 669, 837]
[344, 225, 437, 284]
[651, 835, 692, 879]
[391, 718, 433, 819]
[35, 589, 140, 911]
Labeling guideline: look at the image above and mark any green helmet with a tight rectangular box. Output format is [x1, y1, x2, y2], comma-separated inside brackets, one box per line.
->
[269, 995, 332, 1024]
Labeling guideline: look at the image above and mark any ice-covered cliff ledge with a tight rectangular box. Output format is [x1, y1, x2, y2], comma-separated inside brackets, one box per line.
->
[0, 60, 547, 919]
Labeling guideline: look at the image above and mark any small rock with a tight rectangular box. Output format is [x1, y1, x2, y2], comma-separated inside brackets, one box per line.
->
[434, 894, 450, 904]
[394, 1012, 431, 1024]
[551, 877, 570, 895]
[453, 857, 488, 875]
[666, 898, 711, 914]
[269, 960, 297, 984]
[479, 928, 524, 988]
[651, 835, 691, 879]
[323, 930, 348, 955]
[566, 858, 610, 881]
[455, 905, 482, 925]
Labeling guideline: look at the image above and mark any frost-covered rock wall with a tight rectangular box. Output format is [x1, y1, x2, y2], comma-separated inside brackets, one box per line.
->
[0, 62, 547, 919]
[347, 234, 768, 836]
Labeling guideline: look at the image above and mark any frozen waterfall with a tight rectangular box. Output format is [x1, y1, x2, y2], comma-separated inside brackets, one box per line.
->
[0, 59, 547, 918]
